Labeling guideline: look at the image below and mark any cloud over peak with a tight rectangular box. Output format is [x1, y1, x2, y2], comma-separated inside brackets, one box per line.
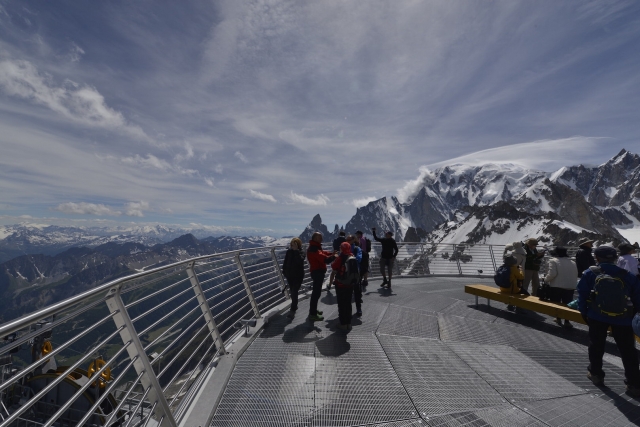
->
[290, 192, 329, 206]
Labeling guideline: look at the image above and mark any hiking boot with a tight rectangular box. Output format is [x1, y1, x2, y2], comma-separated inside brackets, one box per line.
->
[308, 314, 324, 322]
[587, 372, 604, 386]
[506, 305, 515, 312]
[626, 385, 640, 398]
[563, 320, 573, 329]
[316, 310, 323, 315]
[286, 310, 296, 319]
[381, 278, 388, 287]
[354, 309, 363, 317]
[362, 280, 368, 287]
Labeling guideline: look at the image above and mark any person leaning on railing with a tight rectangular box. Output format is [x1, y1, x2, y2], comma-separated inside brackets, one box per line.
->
[282, 237, 306, 319]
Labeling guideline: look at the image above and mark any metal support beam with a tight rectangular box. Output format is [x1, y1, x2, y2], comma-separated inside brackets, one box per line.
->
[234, 254, 261, 318]
[186, 262, 226, 355]
[454, 244, 463, 276]
[270, 248, 290, 299]
[105, 287, 177, 427]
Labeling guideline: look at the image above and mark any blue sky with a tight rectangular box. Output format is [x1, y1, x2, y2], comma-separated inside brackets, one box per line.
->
[1, 0, 639, 236]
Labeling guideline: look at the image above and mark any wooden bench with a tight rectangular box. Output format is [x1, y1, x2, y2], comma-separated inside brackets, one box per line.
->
[464, 284, 585, 324]
[465, 284, 640, 344]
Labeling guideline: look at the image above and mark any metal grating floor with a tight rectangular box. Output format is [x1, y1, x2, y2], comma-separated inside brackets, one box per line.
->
[208, 277, 640, 427]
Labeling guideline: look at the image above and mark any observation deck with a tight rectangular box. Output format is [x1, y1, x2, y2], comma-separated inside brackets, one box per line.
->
[1, 243, 639, 427]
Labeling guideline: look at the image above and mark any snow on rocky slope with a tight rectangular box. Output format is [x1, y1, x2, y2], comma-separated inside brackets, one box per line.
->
[303, 149, 639, 245]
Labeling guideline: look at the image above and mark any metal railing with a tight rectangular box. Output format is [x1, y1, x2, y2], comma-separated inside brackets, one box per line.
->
[0, 242, 510, 427]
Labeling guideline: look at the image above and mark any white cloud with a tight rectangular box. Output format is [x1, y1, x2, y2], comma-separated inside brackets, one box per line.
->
[54, 202, 122, 216]
[125, 201, 149, 217]
[396, 166, 435, 204]
[0, 59, 148, 140]
[250, 189, 277, 203]
[426, 137, 604, 171]
[174, 142, 194, 163]
[68, 42, 85, 62]
[352, 196, 377, 208]
[204, 177, 215, 187]
[214, 163, 224, 174]
[120, 154, 198, 176]
[290, 192, 329, 206]
[234, 151, 248, 163]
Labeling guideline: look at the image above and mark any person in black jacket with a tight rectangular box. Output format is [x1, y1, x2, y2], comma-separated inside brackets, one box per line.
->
[282, 237, 306, 319]
[372, 228, 398, 289]
[575, 237, 596, 278]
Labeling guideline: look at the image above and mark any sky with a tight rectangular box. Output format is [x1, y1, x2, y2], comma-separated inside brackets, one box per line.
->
[1, 0, 639, 236]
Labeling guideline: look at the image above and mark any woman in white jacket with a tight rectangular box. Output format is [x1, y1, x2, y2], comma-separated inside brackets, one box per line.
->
[544, 246, 578, 328]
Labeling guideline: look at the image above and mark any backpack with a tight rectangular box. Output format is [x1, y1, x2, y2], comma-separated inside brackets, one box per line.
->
[336, 254, 360, 285]
[493, 265, 511, 288]
[588, 266, 632, 318]
[365, 238, 372, 253]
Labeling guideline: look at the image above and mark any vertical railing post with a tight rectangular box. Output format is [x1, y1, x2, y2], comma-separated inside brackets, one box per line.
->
[454, 244, 462, 275]
[234, 253, 261, 318]
[420, 243, 430, 275]
[186, 262, 226, 355]
[271, 248, 290, 299]
[105, 287, 177, 427]
[489, 245, 497, 272]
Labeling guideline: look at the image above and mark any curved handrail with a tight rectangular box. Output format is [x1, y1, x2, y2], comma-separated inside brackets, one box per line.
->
[0, 241, 511, 427]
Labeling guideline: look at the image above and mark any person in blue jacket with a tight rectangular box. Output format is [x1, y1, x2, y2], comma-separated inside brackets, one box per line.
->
[577, 246, 640, 397]
[347, 235, 363, 317]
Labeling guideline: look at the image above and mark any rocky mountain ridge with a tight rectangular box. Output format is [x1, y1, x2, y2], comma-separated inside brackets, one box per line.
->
[300, 149, 639, 245]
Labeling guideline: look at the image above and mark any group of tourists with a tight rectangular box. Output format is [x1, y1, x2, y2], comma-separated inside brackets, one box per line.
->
[281, 228, 398, 330]
[498, 237, 640, 397]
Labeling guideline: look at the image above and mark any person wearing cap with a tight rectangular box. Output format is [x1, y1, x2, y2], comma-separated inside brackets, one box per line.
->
[356, 230, 370, 287]
[331, 242, 356, 330]
[618, 243, 640, 278]
[372, 227, 399, 289]
[577, 246, 640, 397]
[576, 237, 596, 278]
[544, 246, 578, 328]
[306, 232, 336, 322]
[522, 238, 545, 296]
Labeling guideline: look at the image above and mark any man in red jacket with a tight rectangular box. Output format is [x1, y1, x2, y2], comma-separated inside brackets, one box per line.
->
[307, 232, 336, 321]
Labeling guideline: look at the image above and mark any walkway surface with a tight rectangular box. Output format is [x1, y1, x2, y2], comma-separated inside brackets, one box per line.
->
[209, 277, 640, 427]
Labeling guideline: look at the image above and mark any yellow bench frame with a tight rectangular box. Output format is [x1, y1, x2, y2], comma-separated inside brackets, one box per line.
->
[465, 284, 585, 324]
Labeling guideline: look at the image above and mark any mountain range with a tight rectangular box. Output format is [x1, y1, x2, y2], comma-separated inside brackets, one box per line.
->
[301, 149, 640, 246]
[0, 233, 289, 323]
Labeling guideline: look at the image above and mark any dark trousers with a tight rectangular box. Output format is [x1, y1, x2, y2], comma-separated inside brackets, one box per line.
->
[309, 270, 325, 316]
[588, 318, 640, 387]
[549, 287, 574, 305]
[336, 284, 353, 325]
[286, 277, 302, 312]
[353, 281, 362, 311]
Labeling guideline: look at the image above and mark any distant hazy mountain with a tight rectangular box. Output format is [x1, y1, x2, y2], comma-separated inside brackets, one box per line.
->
[0, 224, 290, 264]
[0, 233, 289, 323]
[301, 149, 639, 245]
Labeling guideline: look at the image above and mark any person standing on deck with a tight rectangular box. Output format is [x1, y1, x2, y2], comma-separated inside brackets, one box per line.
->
[307, 232, 335, 322]
[282, 237, 306, 319]
[327, 231, 346, 291]
[577, 246, 640, 397]
[372, 228, 398, 289]
[618, 243, 640, 278]
[576, 237, 596, 278]
[347, 235, 363, 317]
[522, 238, 545, 296]
[356, 230, 370, 288]
[331, 242, 359, 330]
